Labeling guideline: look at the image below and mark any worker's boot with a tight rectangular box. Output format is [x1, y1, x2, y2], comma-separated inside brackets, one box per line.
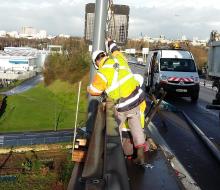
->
[122, 137, 134, 156]
[133, 146, 148, 165]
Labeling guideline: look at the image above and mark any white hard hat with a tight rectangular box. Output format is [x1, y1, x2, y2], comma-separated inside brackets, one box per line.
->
[92, 50, 105, 69]
[134, 74, 144, 86]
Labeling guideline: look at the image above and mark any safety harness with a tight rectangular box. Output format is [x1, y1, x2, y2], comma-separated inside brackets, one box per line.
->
[102, 57, 145, 112]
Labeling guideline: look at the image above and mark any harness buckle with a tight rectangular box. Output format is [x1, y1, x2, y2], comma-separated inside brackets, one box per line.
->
[113, 63, 119, 70]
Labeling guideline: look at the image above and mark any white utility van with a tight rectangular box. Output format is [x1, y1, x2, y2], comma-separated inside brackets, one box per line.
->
[144, 48, 200, 101]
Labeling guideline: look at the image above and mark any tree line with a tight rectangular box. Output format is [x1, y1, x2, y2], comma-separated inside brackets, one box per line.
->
[43, 38, 90, 85]
[0, 37, 207, 83]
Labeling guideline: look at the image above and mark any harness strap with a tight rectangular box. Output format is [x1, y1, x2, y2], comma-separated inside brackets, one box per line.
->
[105, 58, 133, 94]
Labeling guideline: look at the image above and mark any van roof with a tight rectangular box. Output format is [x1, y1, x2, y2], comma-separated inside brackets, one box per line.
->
[159, 50, 192, 59]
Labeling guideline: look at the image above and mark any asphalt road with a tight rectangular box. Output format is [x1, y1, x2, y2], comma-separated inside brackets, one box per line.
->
[129, 62, 220, 190]
[0, 130, 74, 147]
[1, 74, 43, 96]
[129, 62, 220, 148]
[166, 86, 220, 149]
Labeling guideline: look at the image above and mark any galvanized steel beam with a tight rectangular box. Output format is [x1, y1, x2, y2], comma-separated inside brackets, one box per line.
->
[82, 104, 105, 179]
[87, 0, 108, 134]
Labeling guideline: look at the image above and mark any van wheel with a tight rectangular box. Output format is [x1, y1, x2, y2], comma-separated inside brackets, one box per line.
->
[191, 93, 199, 102]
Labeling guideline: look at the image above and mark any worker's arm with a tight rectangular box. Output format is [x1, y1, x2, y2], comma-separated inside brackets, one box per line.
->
[87, 72, 107, 96]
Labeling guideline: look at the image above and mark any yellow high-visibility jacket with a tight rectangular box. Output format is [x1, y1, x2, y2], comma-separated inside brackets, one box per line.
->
[88, 51, 145, 112]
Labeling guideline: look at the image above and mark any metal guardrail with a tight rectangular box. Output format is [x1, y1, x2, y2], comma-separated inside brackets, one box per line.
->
[68, 100, 130, 190]
[104, 99, 130, 190]
[0, 136, 4, 146]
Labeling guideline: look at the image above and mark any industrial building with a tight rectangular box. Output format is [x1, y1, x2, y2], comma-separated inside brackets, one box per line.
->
[0, 47, 47, 85]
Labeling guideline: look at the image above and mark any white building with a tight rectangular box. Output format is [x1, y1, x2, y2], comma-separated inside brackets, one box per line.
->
[7, 31, 19, 38]
[37, 30, 47, 39]
[1, 28, 49, 39]
[143, 35, 172, 44]
[20, 27, 48, 39]
[58, 34, 70, 38]
[0, 30, 6, 37]
[0, 47, 48, 81]
[191, 37, 208, 46]
[20, 26, 37, 38]
[181, 35, 187, 41]
[47, 35, 56, 39]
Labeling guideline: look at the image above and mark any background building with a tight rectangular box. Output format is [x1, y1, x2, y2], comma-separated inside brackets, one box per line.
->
[20, 26, 37, 38]
[0, 31, 6, 37]
[85, 3, 129, 45]
[0, 47, 48, 82]
[37, 30, 47, 39]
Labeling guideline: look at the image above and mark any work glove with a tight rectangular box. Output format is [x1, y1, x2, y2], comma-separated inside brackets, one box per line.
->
[105, 38, 119, 53]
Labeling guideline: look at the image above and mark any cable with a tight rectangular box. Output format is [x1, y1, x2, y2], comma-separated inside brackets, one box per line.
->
[106, 0, 116, 41]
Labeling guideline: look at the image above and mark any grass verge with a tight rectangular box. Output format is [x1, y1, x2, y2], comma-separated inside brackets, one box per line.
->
[0, 78, 88, 133]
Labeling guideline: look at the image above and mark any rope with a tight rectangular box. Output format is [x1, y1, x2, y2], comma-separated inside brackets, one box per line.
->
[72, 81, 81, 153]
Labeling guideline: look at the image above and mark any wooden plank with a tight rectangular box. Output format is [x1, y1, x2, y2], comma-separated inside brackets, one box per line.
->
[72, 150, 87, 162]
[77, 139, 87, 146]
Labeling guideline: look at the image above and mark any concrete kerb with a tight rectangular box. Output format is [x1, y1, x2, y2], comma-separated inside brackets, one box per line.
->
[147, 121, 201, 190]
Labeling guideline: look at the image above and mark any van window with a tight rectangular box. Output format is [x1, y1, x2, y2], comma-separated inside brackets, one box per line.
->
[160, 58, 196, 72]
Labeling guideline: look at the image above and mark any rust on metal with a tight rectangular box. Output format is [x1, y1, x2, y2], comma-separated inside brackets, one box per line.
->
[72, 138, 88, 162]
[72, 150, 87, 163]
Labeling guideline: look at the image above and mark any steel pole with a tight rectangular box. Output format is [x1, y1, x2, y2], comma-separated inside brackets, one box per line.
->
[87, 0, 108, 134]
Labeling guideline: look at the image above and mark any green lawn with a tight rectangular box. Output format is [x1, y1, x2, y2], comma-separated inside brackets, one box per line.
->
[0, 80, 88, 132]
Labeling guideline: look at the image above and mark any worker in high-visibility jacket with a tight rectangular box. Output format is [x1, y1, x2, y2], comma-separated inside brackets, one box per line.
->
[121, 90, 147, 156]
[122, 74, 147, 157]
[87, 39, 148, 165]
[121, 74, 147, 156]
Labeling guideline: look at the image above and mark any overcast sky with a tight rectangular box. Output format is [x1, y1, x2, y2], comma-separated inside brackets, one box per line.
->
[0, 0, 220, 40]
